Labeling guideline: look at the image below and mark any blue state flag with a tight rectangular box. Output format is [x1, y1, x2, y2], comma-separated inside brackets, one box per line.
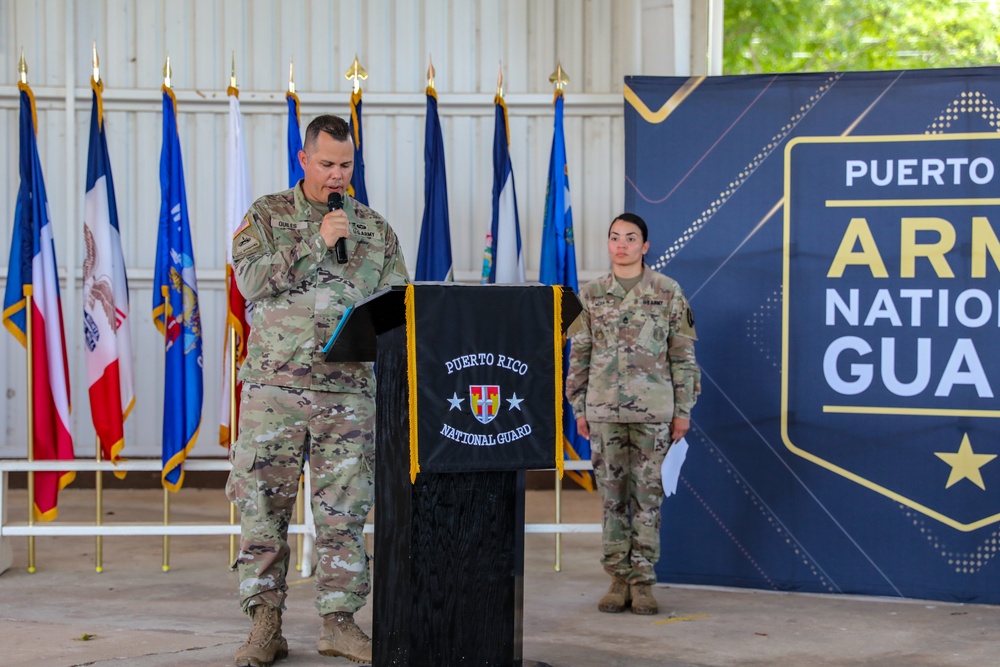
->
[152, 86, 203, 491]
[349, 88, 369, 206]
[415, 86, 453, 281]
[539, 90, 592, 490]
[489, 95, 524, 283]
[286, 91, 305, 187]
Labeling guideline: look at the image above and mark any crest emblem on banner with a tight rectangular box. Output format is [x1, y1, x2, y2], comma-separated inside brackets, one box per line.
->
[470, 385, 501, 424]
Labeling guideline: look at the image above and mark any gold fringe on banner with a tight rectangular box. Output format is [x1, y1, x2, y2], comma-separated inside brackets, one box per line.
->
[553, 286, 565, 478]
[405, 285, 420, 483]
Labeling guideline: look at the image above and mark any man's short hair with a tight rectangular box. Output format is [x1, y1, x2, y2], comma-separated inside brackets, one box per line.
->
[304, 114, 351, 149]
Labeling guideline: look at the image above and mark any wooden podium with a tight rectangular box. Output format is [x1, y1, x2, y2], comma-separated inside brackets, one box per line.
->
[326, 284, 580, 667]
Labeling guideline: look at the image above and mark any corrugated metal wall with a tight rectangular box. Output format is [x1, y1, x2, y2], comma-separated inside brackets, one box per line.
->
[0, 0, 711, 459]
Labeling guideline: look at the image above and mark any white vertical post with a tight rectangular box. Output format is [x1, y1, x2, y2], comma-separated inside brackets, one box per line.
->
[708, 0, 725, 75]
[0, 471, 11, 574]
[63, 0, 78, 382]
[672, 0, 693, 76]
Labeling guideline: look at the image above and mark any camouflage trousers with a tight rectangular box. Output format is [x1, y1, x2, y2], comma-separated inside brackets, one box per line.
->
[226, 382, 375, 617]
[590, 421, 672, 585]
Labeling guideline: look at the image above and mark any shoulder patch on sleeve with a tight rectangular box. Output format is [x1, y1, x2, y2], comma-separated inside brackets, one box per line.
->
[233, 226, 263, 260]
[677, 304, 697, 339]
[233, 215, 251, 238]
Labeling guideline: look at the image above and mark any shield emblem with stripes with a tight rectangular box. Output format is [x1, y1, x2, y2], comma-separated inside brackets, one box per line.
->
[470, 385, 501, 424]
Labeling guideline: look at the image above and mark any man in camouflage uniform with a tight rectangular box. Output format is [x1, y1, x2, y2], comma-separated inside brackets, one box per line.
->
[227, 114, 408, 666]
[566, 213, 700, 616]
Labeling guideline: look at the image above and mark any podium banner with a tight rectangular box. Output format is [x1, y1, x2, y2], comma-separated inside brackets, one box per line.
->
[405, 284, 562, 474]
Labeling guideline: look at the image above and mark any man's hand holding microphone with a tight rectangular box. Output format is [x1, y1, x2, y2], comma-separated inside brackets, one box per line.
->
[321, 192, 349, 263]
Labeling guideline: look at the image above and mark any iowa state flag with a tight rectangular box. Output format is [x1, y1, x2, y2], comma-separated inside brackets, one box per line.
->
[2, 81, 75, 521]
[488, 95, 524, 283]
[415, 85, 453, 281]
[539, 89, 592, 491]
[152, 86, 203, 491]
[84, 75, 135, 473]
[286, 90, 305, 187]
[220, 85, 252, 448]
[348, 87, 369, 205]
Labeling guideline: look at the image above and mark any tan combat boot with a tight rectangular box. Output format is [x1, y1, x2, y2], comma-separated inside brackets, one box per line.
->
[234, 604, 289, 667]
[318, 611, 373, 664]
[630, 582, 659, 615]
[598, 576, 631, 613]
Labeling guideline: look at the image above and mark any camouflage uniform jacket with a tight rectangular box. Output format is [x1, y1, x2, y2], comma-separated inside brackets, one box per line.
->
[566, 267, 700, 423]
[232, 184, 409, 393]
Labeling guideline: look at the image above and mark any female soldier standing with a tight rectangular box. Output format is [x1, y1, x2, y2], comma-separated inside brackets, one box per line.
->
[566, 213, 700, 615]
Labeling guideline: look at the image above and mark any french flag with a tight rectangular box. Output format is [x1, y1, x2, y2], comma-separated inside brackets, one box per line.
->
[3, 81, 75, 521]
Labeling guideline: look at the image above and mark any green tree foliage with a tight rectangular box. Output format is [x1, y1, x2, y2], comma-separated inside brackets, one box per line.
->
[724, 0, 1000, 74]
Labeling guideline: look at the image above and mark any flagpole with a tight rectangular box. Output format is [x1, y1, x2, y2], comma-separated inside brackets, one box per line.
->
[17, 51, 38, 574]
[92, 43, 106, 575]
[345, 54, 368, 96]
[163, 488, 170, 572]
[227, 55, 239, 566]
[96, 444, 104, 572]
[229, 326, 237, 565]
[26, 296, 36, 573]
[345, 55, 368, 205]
[549, 61, 570, 573]
[161, 55, 172, 574]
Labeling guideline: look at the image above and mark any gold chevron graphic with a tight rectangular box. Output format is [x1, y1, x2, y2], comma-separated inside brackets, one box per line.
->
[624, 76, 706, 124]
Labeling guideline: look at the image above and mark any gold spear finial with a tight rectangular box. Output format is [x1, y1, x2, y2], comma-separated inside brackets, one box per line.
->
[230, 51, 237, 89]
[92, 42, 101, 85]
[427, 55, 436, 90]
[549, 60, 569, 91]
[18, 48, 28, 85]
[496, 61, 504, 98]
[163, 54, 172, 88]
[288, 58, 295, 94]
[345, 54, 368, 94]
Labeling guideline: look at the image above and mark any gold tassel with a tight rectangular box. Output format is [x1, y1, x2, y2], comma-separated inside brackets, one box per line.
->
[405, 285, 420, 483]
[553, 286, 564, 478]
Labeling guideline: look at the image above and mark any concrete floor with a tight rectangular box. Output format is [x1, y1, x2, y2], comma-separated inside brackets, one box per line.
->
[1, 487, 998, 667]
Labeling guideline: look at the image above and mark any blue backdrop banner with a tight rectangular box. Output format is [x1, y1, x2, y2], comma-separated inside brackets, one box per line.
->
[625, 67, 1000, 603]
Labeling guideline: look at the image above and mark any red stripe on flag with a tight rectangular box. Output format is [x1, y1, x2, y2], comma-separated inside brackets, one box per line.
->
[226, 266, 249, 364]
[220, 265, 248, 448]
[30, 301, 74, 522]
[89, 359, 126, 464]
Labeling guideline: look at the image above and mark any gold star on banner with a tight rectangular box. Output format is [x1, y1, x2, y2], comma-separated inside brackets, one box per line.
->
[935, 434, 996, 490]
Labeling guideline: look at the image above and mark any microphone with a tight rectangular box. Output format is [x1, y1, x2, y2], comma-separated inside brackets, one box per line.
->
[327, 192, 347, 264]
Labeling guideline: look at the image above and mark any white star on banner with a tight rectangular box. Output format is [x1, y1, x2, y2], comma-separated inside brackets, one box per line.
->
[506, 392, 524, 411]
[447, 392, 465, 411]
